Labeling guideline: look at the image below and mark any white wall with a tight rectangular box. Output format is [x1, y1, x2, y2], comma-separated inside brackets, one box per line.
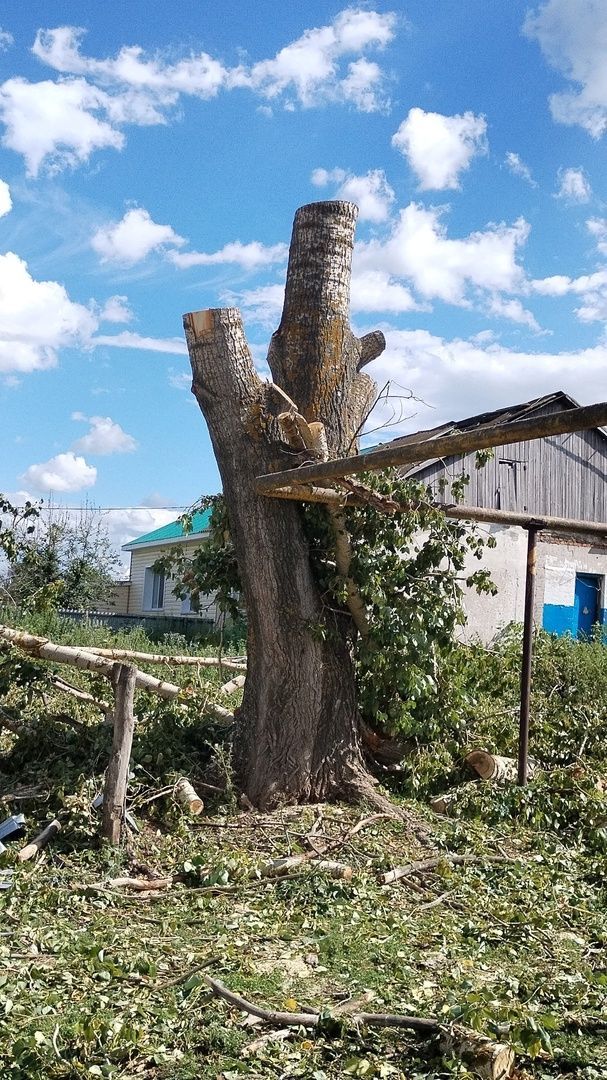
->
[458, 524, 528, 642]
[127, 540, 218, 622]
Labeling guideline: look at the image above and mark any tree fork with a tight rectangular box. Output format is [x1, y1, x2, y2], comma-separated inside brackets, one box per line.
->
[184, 201, 387, 809]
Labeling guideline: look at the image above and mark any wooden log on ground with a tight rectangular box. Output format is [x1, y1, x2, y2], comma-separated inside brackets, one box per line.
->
[84, 647, 247, 672]
[174, 777, 204, 815]
[261, 855, 352, 879]
[441, 1024, 515, 1080]
[18, 819, 61, 862]
[380, 853, 510, 885]
[220, 674, 246, 695]
[102, 664, 137, 845]
[0, 626, 180, 700]
[465, 751, 536, 782]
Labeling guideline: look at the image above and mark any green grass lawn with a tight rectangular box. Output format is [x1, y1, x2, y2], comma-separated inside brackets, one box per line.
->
[0, 621, 606, 1078]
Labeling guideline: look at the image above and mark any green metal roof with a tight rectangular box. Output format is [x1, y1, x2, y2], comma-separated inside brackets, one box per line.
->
[124, 508, 212, 549]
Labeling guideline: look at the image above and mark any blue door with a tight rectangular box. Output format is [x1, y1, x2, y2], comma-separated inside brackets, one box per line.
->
[574, 574, 600, 639]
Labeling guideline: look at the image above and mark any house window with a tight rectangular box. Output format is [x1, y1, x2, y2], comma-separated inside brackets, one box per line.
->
[143, 568, 165, 611]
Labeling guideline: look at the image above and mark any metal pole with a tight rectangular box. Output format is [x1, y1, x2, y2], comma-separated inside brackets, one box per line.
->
[518, 526, 539, 785]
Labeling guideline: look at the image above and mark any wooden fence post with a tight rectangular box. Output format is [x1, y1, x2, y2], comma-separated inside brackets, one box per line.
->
[102, 663, 137, 845]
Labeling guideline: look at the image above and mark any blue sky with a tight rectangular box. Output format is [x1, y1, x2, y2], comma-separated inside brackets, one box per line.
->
[1, 0, 606, 558]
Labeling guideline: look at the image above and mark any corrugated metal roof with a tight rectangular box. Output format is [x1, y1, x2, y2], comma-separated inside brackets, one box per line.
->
[123, 508, 212, 550]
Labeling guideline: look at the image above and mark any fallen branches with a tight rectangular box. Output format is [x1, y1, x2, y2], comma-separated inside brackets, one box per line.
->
[83, 647, 247, 672]
[380, 853, 511, 885]
[18, 819, 61, 862]
[203, 975, 515, 1078]
[0, 626, 181, 700]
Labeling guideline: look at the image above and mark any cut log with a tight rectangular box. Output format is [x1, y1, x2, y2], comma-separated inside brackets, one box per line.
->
[465, 751, 535, 782]
[220, 674, 246, 695]
[0, 626, 180, 699]
[17, 819, 61, 862]
[83, 647, 247, 672]
[261, 855, 352, 880]
[441, 1024, 515, 1080]
[174, 777, 204, 815]
[102, 664, 137, 845]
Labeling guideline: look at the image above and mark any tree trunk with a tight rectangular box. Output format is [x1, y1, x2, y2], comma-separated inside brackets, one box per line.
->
[184, 201, 385, 808]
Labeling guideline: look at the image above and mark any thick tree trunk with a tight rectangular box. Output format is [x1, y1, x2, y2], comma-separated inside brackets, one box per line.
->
[184, 201, 385, 807]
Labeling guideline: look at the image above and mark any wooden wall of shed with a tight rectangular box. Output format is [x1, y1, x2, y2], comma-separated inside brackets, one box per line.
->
[411, 402, 607, 522]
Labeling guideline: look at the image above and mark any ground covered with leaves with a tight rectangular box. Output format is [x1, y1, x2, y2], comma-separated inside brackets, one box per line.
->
[0, 619, 606, 1078]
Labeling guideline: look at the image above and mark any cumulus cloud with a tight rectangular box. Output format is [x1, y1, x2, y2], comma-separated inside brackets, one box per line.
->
[98, 295, 133, 323]
[505, 151, 537, 186]
[355, 203, 529, 307]
[241, 8, 396, 111]
[487, 295, 542, 331]
[169, 240, 288, 270]
[0, 28, 13, 52]
[587, 217, 607, 255]
[5, 12, 396, 174]
[0, 77, 124, 176]
[21, 451, 97, 493]
[364, 328, 607, 439]
[72, 414, 138, 455]
[103, 507, 177, 553]
[0, 251, 96, 373]
[311, 166, 395, 221]
[91, 207, 185, 265]
[392, 107, 487, 190]
[90, 330, 187, 354]
[0, 178, 11, 216]
[524, 0, 607, 137]
[556, 166, 592, 201]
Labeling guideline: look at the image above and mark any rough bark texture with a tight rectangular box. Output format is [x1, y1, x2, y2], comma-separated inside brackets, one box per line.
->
[102, 663, 137, 844]
[185, 201, 386, 807]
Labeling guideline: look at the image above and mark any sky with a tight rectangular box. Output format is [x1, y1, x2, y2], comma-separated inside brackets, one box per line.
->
[1, 0, 607, 563]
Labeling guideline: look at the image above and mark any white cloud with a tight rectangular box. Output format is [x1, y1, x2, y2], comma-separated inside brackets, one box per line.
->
[0, 77, 124, 176]
[524, 0, 607, 137]
[0, 251, 96, 373]
[91, 330, 187, 354]
[91, 207, 185, 265]
[350, 269, 421, 313]
[168, 370, 191, 390]
[0, 178, 11, 216]
[169, 240, 288, 270]
[1, 13, 398, 175]
[587, 217, 607, 255]
[0, 28, 13, 52]
[235, 282, 286, 328]
[21, 451, 97, 493]
[33, 26, 227, 101]
[531, 268, 607, 296]
[364, 327, 607, 438]
[392, 107, 487, 190]
[311, 166, 395, 221]
[103, 507, 177, 552]
[504, 151, 537, 186]
[72, 415, 138, 455]
[487, 295, 542, 331]
[355, 203, 529, 306]
[556, 166, 592, 201]
[98, 295, 133, 323]
[242, 8, 396, 110]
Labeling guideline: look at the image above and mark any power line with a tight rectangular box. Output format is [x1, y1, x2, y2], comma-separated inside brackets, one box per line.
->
[12, 504, 191, 512]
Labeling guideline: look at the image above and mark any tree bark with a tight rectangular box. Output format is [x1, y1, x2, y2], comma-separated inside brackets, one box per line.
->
[184, 201, 385, 808]
[102, 663, 137, 844]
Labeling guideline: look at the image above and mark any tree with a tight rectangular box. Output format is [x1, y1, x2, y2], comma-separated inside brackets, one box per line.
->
[3, 506, 120, 611]
[182, 201, 492, 810]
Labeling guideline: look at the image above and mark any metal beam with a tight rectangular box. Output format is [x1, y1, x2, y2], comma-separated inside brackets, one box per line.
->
[256, 400, 607, 492]
[518, 527, 539, 786]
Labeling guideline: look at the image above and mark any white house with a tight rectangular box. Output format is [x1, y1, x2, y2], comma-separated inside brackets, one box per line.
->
[122, 508, 219, 626]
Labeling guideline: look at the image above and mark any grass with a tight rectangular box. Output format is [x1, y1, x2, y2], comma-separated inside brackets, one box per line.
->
[0, 621, 606, 1078]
